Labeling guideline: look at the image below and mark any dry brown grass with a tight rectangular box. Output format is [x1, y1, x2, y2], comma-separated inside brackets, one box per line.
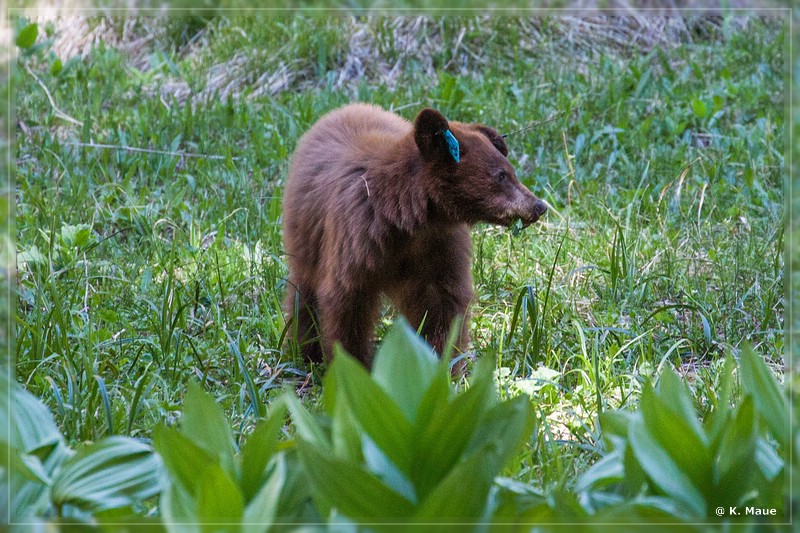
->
[32, 12, 774, 105]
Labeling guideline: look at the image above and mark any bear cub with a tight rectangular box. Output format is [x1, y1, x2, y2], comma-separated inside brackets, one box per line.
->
[282, 103, 547, 367]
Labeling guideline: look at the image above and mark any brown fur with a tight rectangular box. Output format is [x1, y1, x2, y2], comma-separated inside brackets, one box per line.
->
[282, 104, 547, 367]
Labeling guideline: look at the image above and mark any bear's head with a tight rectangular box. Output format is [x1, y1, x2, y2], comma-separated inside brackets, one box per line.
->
[413, 108, 547, 227]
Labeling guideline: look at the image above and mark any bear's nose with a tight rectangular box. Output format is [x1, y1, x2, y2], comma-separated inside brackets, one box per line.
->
[533, 200, 548, 218]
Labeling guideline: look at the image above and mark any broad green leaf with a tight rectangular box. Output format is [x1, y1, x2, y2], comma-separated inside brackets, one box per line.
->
[628, 416, 705, 516]
[182, 381, 237, 476]
[713, 397, 757, 507]
[465, 395, 534, 466]
[60, 223, 92, 249]
[16, 23, 38, 49]
[411, 355, 453, 432]
[330, 390, 364, 463]
[657, 368, 705, 441]
[440, 396, 534, 520]
[535, 485, 590, 519]
[51, 436, 161, 513]
[12, 446, 51, 485]
[491, 477, 548, 519]
[754, 437, 783, 482]
[50, 58, 63, 76]
[739, 345, 787, 446]
[706, 355, 737, 448]
[330, 350, 413, 472]
[160, 482, 198, 533]
[298, 441, 414, 519]
[197, 463, 244, 526]
[594, 494, 692, 521]
[512, 366, 561, 395]
[12, 442, 73, 520]
[597, 410, 635, 445]
[371, 318, 440, 421]
[153, 424, 215, 496]
[691, 98, 708, 119]
[415, 444, 500, 520]
[243, 454, 286, 533]
[411, 357, 495, 497]
[641, 377, 711, 495]
[14, 384, 64, 452]
[239, 401, 287, 502]
[9, 381, 73, 519]
[575, 447, 625, 492]
[362, 435, 417, 504]
[270, 453, 316, 521]
[282, 392, 329, 448]
[16, 245, 46, 268]
[322, 359, 363, 462]
[621, 436, 648, 499]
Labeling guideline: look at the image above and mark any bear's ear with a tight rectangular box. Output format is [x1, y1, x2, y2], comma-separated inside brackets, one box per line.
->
[476, 125, 509, 157]
[414, 108, 456, 162]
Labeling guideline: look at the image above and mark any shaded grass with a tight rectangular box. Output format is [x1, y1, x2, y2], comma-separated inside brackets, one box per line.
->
[14, 14, 785, 488]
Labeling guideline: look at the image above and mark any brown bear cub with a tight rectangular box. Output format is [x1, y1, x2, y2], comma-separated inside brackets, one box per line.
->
[282, 103, 547, 368]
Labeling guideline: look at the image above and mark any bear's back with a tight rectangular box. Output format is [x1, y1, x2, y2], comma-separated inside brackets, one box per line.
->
[283, 104, 414, 286]
[296, 103, 409, 166]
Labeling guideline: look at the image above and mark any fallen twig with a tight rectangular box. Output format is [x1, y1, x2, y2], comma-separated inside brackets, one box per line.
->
[65, 141, 240, 161]
[502, 109, 566, 138]
[23, 63, 84, 127]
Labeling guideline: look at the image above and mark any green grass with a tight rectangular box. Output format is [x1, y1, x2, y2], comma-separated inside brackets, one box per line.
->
[14, 14, 785, 498]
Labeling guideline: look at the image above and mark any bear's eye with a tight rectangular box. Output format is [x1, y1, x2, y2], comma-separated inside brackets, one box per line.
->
[495, 170, 508, 182]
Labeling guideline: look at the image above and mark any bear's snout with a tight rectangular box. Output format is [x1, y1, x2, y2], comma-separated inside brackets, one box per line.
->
[523, 198, 547, 224]
[512, 188, 548, 226]
[533, 199, 548, 218]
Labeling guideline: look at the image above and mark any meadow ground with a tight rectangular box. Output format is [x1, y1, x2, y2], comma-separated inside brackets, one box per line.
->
[12, 13, 788, 518]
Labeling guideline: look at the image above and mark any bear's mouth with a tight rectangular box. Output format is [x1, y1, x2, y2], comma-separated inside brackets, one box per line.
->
[505, 199, 547, 231]
[506, 215, 537, 235]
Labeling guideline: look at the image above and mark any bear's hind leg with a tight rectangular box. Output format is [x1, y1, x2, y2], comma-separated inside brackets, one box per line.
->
[284, 283, 324, 363]
[318, 286, 380, 367]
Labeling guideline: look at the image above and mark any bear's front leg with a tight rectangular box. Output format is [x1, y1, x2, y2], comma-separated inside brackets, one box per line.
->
[390, 249, 473, 363]
[390, 226, 474, 361]
[393, 281, 472, 357]
[318, 284, 381, 367]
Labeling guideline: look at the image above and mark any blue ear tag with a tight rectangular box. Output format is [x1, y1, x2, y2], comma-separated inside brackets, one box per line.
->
[444, 129, 460, 162]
